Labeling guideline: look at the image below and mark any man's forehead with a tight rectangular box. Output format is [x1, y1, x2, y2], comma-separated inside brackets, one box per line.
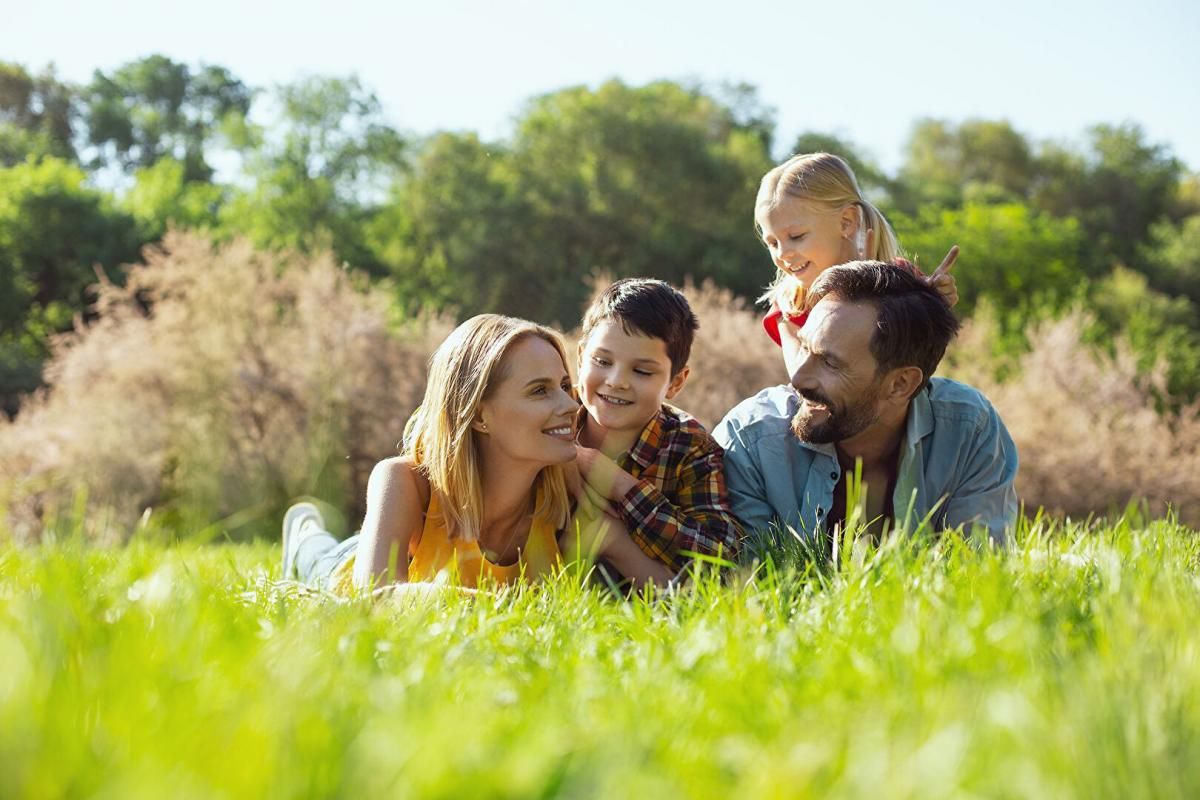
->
[802, 297, 877, 351]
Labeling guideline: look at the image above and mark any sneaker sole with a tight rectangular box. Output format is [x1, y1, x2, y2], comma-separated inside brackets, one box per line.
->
[282, 502, 323, 579]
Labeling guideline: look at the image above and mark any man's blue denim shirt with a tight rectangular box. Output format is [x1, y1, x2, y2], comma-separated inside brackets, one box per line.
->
[713, 378, 1019, 546]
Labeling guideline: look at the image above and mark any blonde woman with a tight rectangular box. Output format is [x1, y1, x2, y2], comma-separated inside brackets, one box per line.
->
[281, 314, 580, 593]
[755, 152, 960, 376]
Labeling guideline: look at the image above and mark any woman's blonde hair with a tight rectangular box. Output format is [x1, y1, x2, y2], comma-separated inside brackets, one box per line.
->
[755, 152, 902, 314]
[401, 314, 572, 541]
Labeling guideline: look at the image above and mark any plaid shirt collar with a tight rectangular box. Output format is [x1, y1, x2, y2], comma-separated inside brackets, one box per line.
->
[623, 406, 673, 472]
[574, 403, 674, 473]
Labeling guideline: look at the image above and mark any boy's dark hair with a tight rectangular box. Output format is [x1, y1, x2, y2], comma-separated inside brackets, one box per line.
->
[807, 261, 961, 394]
[580, 278, 698, 375]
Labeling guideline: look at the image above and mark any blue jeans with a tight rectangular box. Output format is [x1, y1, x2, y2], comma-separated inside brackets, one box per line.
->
[293, 530, 360, 589]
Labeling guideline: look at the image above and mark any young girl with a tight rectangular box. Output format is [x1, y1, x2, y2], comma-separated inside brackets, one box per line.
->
[281, 314, 581, 594]
[755, 152, 959, 376]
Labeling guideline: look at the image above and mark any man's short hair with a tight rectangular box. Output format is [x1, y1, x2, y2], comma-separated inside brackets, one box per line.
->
[580, 278, 698, 375]
[807, 261, 961, 393]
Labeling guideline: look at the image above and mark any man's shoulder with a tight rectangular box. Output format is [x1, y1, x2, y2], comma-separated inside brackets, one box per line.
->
[713, 385, 798, 445]
[926, 377, 1002, 428]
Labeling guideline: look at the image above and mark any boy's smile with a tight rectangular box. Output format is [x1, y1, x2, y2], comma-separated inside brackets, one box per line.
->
[578, 320, 688, 455]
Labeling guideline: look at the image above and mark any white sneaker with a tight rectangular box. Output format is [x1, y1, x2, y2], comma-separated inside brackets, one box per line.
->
[282, 502, 325, 579]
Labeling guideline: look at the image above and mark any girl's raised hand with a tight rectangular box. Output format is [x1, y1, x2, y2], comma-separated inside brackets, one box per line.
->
[926, 245, 960, 307]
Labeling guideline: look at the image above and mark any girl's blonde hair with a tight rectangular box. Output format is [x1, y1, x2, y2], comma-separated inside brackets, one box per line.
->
[401, 314, 572, 541]
[755, 152, 902, 314]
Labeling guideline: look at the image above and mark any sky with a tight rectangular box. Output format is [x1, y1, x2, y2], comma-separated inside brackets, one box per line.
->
[3, 0, 1198, 172]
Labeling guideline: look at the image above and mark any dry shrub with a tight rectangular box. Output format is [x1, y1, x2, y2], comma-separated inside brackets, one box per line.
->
[942, 309, 1200, 525]
[5, 245, 1196, 542]
[0, 232, 452, 542]
[670, 280, 783, 428]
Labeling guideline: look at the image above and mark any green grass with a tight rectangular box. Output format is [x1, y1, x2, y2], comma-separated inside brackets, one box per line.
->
[2, 514, 1200, 798]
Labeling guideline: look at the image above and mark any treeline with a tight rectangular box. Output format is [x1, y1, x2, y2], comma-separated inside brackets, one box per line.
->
[3, 56, 1199, 416]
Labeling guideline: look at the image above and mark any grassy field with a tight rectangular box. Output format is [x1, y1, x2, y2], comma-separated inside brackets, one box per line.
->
[2, 513, 1200, 799]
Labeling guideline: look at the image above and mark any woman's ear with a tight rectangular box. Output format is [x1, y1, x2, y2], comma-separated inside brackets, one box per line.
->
[471, 417, 490, 434]
[665, 366, 691, 400]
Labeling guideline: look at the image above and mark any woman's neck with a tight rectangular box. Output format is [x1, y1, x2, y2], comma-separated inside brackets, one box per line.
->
[476, 447, 543, 556]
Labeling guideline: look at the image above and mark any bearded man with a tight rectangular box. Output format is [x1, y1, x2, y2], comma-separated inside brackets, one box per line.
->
[714, 261, 1018, 549]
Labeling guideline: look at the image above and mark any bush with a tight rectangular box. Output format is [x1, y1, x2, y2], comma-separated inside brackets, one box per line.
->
[0, 232, 452, 542]
[4, 238, 1198, 540]
[943, 308, 1200, 525]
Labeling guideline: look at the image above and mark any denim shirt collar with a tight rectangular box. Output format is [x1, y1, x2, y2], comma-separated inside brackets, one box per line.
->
[787, 386, 936, 526]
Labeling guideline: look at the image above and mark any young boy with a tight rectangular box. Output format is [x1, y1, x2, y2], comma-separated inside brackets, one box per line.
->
[565, 278, 743, 585]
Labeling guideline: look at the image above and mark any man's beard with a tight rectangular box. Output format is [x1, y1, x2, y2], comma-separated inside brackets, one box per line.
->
[790, 382, 883, 444]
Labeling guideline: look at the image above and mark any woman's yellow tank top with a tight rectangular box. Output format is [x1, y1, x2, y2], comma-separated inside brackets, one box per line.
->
[331, 490, 562, 593]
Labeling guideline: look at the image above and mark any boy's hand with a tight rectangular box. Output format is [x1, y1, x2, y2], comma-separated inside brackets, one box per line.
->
[574, 444, 637, 501]
[564, 482, 626, 562]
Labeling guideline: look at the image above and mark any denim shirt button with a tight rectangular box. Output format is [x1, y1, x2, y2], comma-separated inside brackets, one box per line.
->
[830, 471, 838, 480]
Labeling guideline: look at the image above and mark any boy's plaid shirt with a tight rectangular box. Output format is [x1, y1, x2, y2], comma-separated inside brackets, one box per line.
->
[608, 404, 743, 573]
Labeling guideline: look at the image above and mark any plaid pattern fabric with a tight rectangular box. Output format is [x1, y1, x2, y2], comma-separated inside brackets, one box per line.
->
[612, 404, 743, 573]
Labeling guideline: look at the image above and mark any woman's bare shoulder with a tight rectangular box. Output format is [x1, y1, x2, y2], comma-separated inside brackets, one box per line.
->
[368, 456, 431, 508]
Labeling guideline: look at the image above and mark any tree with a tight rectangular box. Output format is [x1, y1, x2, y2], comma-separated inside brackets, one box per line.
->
[1032, 123, 1182, 270]
[0, 62, 77, 166]
[1140, 214, 1200, 307]
[220, 75, 406, 277]
[498, 80, 773, 322]
[366, 131, 521, 314]
[897, 118, 1036, 211]
[891, 201, 1087, 321]
[788, 131, 891, 196]
[0, 157, 140, 413]
[82, 55, 251, 181]
[121, 157, 225, 241]
[375, 80, 777, 324]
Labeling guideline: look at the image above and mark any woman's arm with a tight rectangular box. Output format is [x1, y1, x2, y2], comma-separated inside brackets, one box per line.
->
[353, 456, 428, 590]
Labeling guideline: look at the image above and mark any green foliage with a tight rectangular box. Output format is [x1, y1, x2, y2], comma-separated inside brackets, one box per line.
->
[121, 157, 225, 240]
[220, 75, 406, 277]
[891, 201, 1087, 322]
[3, 515, 1200, 796]
[789, 131, 891, 195]
[0, 62, 76, 166]
[83, 55, 251, 182]
[1031, 124, 1182, 272]
[0, 157, 140, 413]
[1085, 267, 1200, 402]
[898, 118, 1036, 209]
[376, 80, 773, 324]
[1140, 213, 1200, 306]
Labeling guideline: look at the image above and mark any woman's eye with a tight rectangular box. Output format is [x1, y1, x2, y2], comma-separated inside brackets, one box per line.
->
[591, 357, 610, 367]
[790, 233, 805, 241]
[634, 369, 654, 377]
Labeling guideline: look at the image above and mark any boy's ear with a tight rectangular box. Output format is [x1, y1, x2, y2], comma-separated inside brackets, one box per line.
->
[665, 365, 690, 400]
